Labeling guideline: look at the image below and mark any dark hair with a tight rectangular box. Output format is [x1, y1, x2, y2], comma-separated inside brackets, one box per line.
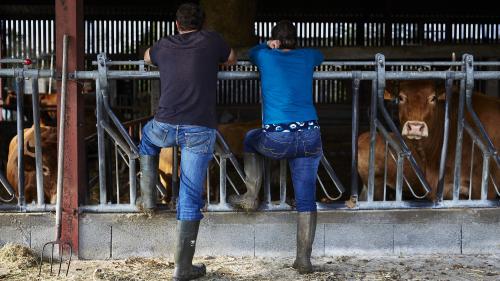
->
[176, 3, 205, 31]
[271, 20, 297, 49]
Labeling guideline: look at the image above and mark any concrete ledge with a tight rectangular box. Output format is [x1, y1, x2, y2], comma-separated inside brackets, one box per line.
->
[1, 208, 499, 259]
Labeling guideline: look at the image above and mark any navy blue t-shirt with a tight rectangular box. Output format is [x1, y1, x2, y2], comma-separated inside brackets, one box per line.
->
[149, 30, 230, 129]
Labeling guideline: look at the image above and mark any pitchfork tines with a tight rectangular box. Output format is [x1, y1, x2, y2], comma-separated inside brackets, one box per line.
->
[38, 240, 72, 276]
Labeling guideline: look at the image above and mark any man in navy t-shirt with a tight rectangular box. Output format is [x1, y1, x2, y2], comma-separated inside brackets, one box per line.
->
[228, 20, 323, 274]
[140, 3, 236, 280]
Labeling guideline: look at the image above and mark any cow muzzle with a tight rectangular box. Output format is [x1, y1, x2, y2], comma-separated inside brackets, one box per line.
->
[401, 121, 429, 140]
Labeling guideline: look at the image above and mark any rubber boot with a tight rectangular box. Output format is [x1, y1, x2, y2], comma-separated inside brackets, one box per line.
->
[172, 221, 206, 281]
[139, 155, 158, 210]
[228, 152, 263, 211]
[292, 211, 317, 274]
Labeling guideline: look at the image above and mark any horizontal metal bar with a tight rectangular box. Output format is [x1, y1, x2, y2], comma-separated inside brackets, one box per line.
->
[317, 199, 500, 210]
[0, 204, 56, 212]
[78, 204, 140, 213]
[91, 60, 155, 67]
[0, 69, 54, 78]
[73, 69, 500, 81]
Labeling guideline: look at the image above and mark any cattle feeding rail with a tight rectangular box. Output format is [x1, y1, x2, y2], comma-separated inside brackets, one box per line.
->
[0, 53, 499, 213]
[0, 60, 54, 211]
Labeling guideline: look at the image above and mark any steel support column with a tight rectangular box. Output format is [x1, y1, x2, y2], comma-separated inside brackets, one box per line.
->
[55, 0, 85, 256]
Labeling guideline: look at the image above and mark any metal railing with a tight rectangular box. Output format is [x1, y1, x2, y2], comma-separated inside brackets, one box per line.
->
[1, 52, 499, 212]
[0, 59, 55, 211]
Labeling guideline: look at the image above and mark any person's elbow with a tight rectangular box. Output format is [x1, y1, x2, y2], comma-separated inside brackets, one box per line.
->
[223, 49, 237, 66]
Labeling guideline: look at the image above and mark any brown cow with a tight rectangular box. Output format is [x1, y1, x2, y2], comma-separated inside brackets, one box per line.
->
[358, 80, 500, 201]
[7, 124, 58, 204]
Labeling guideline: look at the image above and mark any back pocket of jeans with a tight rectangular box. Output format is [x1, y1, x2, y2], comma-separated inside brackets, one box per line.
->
[185, 131, 214, 154]
[302, 134, 322, 157]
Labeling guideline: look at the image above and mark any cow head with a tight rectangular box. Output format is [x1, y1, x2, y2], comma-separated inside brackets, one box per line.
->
[385, 80, 445, 141]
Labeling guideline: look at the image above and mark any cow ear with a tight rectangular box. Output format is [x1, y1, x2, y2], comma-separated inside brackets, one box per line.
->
[384, 90, 393, 100]
[437, 91, 446, 101]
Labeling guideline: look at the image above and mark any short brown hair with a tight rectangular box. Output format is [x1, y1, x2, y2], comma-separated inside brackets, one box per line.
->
[176, 3, 205, 31]
[271, 20, 297, 49]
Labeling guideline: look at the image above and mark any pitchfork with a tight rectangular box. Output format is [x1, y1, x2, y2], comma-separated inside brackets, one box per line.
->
[38, 34, 72, 277]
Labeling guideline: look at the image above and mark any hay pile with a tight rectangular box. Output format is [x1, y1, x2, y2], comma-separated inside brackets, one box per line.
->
[0, 243, 38, 269]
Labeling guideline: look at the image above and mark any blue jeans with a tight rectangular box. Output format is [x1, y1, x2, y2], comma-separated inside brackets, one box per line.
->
[139, 119, 216, 221]
[244, 128, 322, 212]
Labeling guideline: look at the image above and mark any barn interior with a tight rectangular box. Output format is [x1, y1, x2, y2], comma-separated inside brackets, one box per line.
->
[1, 0, 499, 199]
[1, 0, 500, 203]
[0, 0, 499, 262]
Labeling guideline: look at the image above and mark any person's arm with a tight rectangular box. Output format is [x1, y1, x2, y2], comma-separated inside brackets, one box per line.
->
[144, 48, 153, 65]
[223, 48, 237, 66]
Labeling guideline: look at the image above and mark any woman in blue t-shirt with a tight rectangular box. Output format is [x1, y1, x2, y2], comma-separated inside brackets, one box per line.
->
[228, 20, 324, 274]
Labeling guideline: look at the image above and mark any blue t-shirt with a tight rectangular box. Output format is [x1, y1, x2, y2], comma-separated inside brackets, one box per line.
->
[249, 43, 324, 125]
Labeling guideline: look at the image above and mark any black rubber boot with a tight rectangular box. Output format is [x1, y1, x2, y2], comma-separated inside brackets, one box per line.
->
[139, 155, 159, 210]
[228, 153, 263, 211]
[292, 211, 317, 274]
[172, 220, 206, 281]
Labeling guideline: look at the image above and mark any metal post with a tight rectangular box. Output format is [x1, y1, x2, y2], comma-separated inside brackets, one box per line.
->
[453, 73, 467, 201]
[436, 75, 453, 202]
[395, 154, 404, 202]
[262, 158, 271, 207]
[31, 73, 45, 206]
[96, 80, 107, 204]
[279, 159, 287, 205]
[15, 76, 25, 206]
[219, 156, 227, 204]
[129, 158, 137, 205]
[350, 74, 360, 202]
[367, 78, 377, 202]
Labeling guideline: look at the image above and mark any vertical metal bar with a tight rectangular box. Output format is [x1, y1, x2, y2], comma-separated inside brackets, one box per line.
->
[115, 143, 120, 204]
[31, 74, 45, 206]
[96, 80, 107, 204]
[172, 146, 179, 201]
[206, 166, 210, 205]
[453, 74, 467, 200]
[15, 77, 25, 206]
[351, 75, 360, 201]
[263, 158, 271, 205]
[383, 140, 389, 201]
[469, 141, 475, 200]
[480, 155, 490, 201]
[395, 154, 404, 202]
[129, 158, 137, 205]
[279, 159, 287, 205]
[436, 76, 453, 201]
[367, 78, 377, 202]
[219, 157, 227, 204]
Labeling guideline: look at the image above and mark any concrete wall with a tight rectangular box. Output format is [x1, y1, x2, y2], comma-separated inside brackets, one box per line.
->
[1, 209, 499, 259]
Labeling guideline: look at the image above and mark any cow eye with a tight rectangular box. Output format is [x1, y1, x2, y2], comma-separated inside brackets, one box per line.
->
[429, 95, 437, 103]
[398, 94, 406, 103]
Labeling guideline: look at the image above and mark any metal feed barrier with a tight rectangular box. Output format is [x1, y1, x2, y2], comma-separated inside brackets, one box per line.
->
[0, 58, 55, 212]
[1, 53, 499, 212]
